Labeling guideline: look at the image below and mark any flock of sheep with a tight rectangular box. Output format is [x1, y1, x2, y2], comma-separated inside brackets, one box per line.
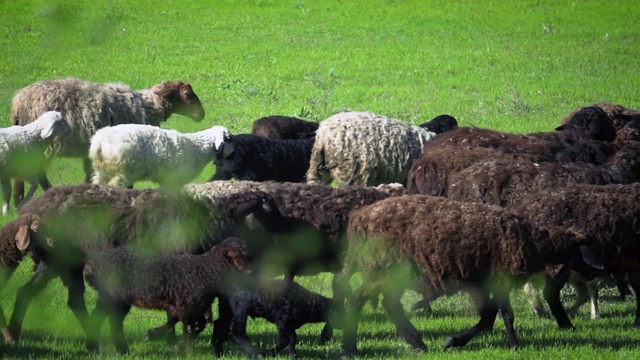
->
[1, 76, 640, 357]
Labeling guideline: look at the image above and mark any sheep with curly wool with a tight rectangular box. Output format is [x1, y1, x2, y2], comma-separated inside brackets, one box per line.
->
[337, 195, 595, 354]
[251, 115, 319, 140]
[10, 77, 205, 201]
[306, 112, 455, 186]
[6, 184, 276, 344]
[0, 111, 71, 215]
[83, 237, 248, 354]
[211, 134, 314, 182]
[90, 124, 231, 189]
[446, 141, 640, 207]
[514, 183, 640, 328]
[407, 106, 617, 196]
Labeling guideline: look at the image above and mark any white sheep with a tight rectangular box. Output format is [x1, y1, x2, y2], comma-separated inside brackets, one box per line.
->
[306, 111, 443, 186]
[89, 124, 231, 189]
[0, 111, 71, 215]
[10, 77, 206, 202]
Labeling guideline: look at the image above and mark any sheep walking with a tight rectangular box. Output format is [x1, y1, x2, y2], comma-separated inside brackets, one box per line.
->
[211, 134, 314, 182]
[220, 276, 336, 358]
[251, 115, 319, 140]
[90, 124, 230, 189]
[0, 111, 71, 215]
[6, 184, 277, 344]
[10, 77, 206, 202]
[306, 112, 456, 186]
[337, 195, 596, 354]
[407, 106, 617, 196]
[83, 238, 248, 354]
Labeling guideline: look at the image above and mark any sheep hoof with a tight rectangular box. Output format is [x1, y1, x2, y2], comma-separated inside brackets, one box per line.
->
[443, 336, 460, 349]
[2, 328, 15, 345]
[85, 340, 100, 353]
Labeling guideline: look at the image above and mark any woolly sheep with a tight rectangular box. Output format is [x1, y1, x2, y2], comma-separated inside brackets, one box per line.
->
[10, 77, 206, 202]
[6, 184, 275, 343]
[211, 134, 314, 182]
[306, 112, 452, 186]
[90, 124, 231, 189]
[0, 111, 71, 215]
[251, 115, 319, 140]
[83, 237, 248, 354]
[562, 102, 640, 131]
[513, 183, 640, 328]
[407, 107, 617, 196]
[338, 195, 597, 354]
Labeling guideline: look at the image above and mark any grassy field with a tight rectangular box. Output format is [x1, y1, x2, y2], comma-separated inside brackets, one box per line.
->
[1, 0, 640, 358]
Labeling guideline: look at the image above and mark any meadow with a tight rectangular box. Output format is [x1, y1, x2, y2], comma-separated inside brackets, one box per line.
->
[1, 0, 640, 358]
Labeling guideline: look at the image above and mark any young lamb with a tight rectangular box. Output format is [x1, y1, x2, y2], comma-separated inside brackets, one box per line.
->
[337, 195, 597, 355]
[6, 184, 276, 344]
[0, 111, 71, 215]
[251, 115, 319, 140]
[89, 124, 231, 189]
[306, 112, 453, 186]
[407, 106, 617, 196]
[419, 114, 459, 134]
[10, 77, 206, 201]
[220, 276, 336, 358]
[211, 134, 314, 183]
[83, 237, 248, 354]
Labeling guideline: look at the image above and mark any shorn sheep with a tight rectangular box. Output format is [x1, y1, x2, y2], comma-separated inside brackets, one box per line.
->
[407, 106, 617, 196]
[251, 115, 319, 140]
[6, 184, 277, 344]
[337, 195, 597, 354]
[10, 77, 206, 202]
[83, 237, 248, 354]
[0, 111, 71, 215]
[90, 124, 231, 189]
[306, 112, 457, 186]
[211, 134, 314, 183]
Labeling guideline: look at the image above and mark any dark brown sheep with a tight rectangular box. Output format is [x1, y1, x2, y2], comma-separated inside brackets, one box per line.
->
[6, 184, 275, 344]
[337, 195, 594, 354]
[446, 141, 640, 207]
[251, 115, 319, 140]
[562, 102, 640, 131]
[514, 183, 640, 328]
[83, 237, 248, 354]
[407, 107, 617, 196]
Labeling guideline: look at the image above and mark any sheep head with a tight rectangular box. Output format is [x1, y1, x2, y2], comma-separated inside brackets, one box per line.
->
[152, 81, 205, 121]
[37, 111, 72, 140]
[556, 106, 617, 142]
[218, 237, 248, 270]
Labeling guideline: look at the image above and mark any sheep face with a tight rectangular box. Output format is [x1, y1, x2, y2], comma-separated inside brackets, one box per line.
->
[218, 237, 249, 271]
[152, 81, 205, 121]
[39, 111, 72, 139]
[14, 214, 40, 252]
[556, 106, 617, 142]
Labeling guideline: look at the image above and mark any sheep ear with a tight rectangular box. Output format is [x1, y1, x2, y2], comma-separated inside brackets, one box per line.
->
[15, 225, 32, 251]
[580, 245, 604, 270]
[554, 124, 565, 131]
[221, 141, 235, 158]
[227, 249, 245, 270]
[40, 120, 56, 139]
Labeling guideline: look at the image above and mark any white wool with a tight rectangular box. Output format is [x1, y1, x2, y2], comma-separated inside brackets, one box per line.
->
[90, 124, 230, 189]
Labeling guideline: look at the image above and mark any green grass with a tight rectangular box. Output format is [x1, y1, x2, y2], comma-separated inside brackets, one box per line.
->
[1, 0, 640, 358]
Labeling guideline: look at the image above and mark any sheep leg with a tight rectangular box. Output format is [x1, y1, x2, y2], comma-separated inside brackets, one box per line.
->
[443, 292, 497, 349]
[83, 157, 93, 183]
[230, 308, 257, 356]
[11, 178, 24, 209]
[1, 179, 11, 215]
[381, 289, 425, 350]
[626, 271, 640, 328]
[1, 268, 16, 344]
[262, 325, 296, 357]
[86, 296, 110, 352]
[146, 311, 179, 343]
[58, 267, 93, 343]
[108, 305, 131, 354]
[341, 285, 370, 356]
[320, 321, 333, 344]
[543, 271, 575, 329]
[494, 290, 519, 349]
[8, 262, 57, 341]
[212, 298, 232, 356]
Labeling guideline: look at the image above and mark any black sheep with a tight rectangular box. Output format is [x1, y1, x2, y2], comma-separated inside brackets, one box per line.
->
[251, 115, 319, 140]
